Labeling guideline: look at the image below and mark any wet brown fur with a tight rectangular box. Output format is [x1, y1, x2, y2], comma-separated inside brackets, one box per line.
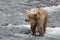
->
[25, 8, 48, 36]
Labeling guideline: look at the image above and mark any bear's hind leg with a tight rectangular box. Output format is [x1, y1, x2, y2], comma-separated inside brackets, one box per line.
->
[37, 26, 44, 36]
[44, 16, 48, 33]
[37, 20, 45, 36]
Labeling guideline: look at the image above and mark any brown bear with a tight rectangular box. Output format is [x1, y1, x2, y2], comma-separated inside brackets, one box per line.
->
[25, 8, 48, 36]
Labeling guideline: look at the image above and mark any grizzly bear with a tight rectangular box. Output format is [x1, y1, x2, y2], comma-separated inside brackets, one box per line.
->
[25, 8, 48, 36]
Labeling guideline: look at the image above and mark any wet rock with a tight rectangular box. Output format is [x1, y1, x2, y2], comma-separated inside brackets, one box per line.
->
[0, 37, 2, 39]
[1, 23, 9, 26]
[22, 30, 31, 34]
[52, 25, 56, 28]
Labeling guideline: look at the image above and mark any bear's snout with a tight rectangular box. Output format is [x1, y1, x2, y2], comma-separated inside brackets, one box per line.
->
[25, 19, 30, 22]
[25, 19, 27, 22]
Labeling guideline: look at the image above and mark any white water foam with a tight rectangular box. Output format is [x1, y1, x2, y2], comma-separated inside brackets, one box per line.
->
[30, 5, 60, 14]
[6, 23, 60, 40]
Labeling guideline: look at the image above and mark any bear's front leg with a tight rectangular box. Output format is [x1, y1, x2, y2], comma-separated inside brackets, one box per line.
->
[31, 21, 37, 35]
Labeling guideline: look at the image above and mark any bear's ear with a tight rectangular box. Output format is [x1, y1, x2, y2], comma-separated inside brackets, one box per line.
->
[26, 10, 30, 12]
[27, 11, 31, 13]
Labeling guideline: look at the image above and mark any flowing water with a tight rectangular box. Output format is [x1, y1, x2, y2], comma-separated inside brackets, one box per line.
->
[0, 0, 60, 40]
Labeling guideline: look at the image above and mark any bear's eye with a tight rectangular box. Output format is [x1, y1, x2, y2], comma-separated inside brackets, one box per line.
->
[29, 16, 31, 18]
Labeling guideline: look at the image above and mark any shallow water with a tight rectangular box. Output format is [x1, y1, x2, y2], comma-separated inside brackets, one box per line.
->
[0, 24, 60, 40]
[0, 0, 60, 40]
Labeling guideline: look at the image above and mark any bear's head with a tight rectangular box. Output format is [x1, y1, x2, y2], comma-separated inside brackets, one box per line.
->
[25, 10, 40, 22]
